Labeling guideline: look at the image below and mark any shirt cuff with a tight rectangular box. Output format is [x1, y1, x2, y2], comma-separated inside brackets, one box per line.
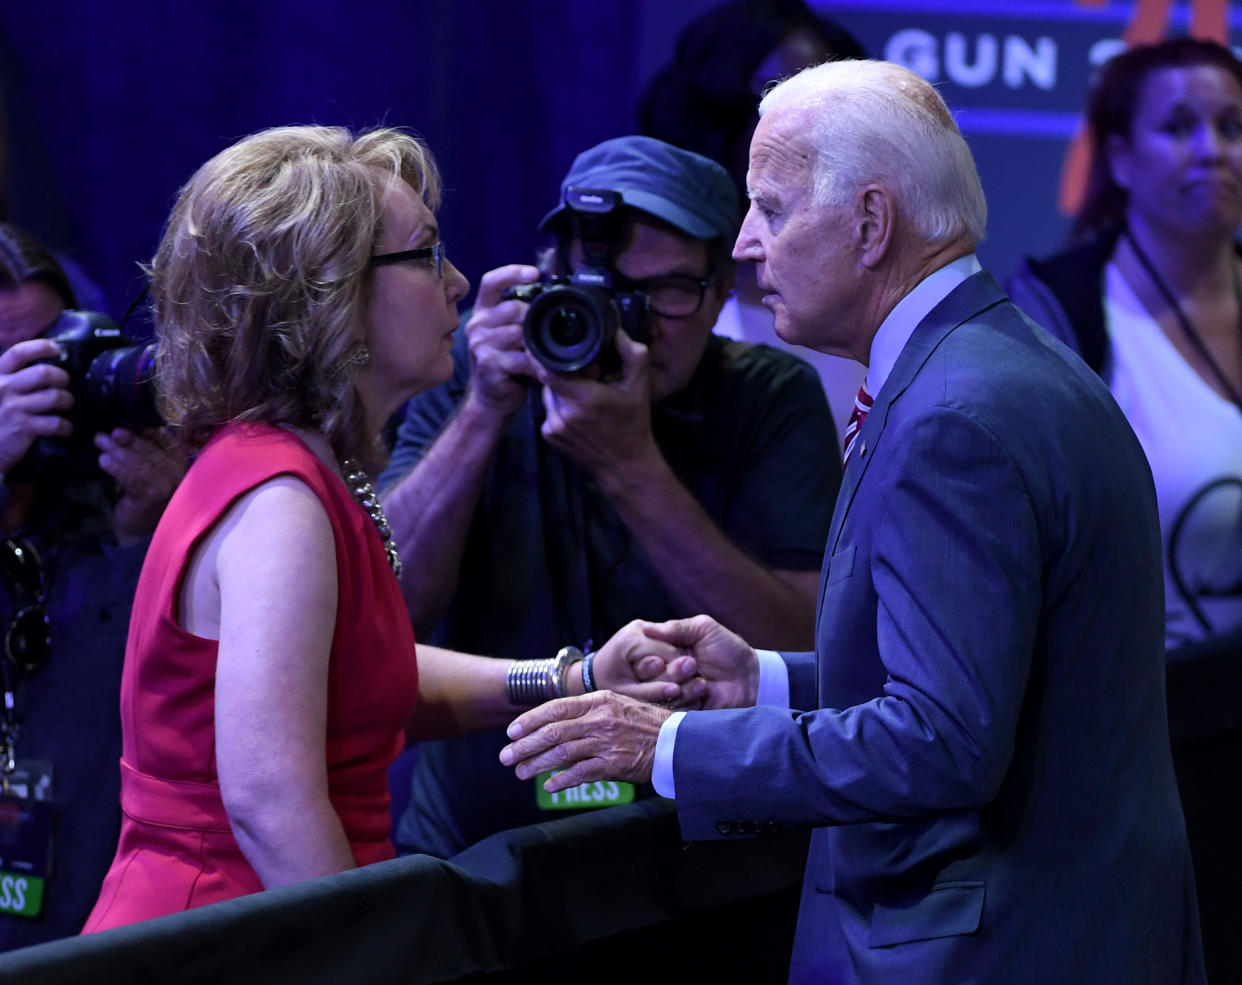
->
[651, 711, 686, 800]
[755, 648, 790, 708]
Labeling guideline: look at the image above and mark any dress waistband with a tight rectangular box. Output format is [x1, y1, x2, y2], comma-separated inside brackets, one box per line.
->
[120, 759, 232, 832]
[118, 759, 393, 842]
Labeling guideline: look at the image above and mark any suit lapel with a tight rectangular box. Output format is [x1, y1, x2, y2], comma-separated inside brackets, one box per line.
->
[823, 271, 1009, 557]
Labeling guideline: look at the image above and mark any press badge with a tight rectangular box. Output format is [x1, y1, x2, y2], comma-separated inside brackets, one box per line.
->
[535, 771, 635, 811]
[0, 760, 54, 919]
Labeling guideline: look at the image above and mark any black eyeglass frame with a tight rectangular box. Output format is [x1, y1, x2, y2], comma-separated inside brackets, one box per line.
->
[1, 538, 50, 674]
[607, 265, 718, 320]
[368, 241, 446, 278]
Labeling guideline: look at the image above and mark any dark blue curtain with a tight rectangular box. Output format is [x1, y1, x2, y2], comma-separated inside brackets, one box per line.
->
[10, 2, 1197, 334]
[0, 0, 713, 334]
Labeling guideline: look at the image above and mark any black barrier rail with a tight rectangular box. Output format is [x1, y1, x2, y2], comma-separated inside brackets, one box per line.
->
[1165, 630, 1242, 985]
[2, 632, 1238, 985]
[0, 799, 808, 985]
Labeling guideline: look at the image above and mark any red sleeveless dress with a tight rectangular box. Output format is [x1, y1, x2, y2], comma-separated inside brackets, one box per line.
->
[84, 423, 418, 931]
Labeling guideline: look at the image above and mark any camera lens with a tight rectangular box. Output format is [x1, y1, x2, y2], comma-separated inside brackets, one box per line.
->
[524, 284, 617, 373]
[547, 308, 590, 349]
[85, 343, 162, 431]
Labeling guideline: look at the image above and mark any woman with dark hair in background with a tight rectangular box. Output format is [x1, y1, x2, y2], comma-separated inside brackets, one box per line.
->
[636, 0, 864, 209]
[636, 0, 868, 437]
[82, 125, 698, 932]
[1008, 38, 1242, 652]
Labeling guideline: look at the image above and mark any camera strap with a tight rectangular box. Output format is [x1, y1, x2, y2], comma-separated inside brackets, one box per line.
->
[116, 284, 150, 334]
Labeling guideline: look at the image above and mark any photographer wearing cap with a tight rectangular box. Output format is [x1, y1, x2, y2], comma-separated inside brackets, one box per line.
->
[379, 135, 840, 857]
[0, 222, 183, 948]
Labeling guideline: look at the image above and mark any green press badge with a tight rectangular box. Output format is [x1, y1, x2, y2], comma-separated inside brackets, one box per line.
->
[0, 795, 52, 918]
[535, 772, 635, 811]
[0, 761, 55, 919]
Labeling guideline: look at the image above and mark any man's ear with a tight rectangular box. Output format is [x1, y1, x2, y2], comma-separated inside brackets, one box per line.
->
[855, 184, 895, 269]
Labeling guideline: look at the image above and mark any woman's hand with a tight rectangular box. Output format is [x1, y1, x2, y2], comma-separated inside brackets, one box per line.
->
[589, 619, 708, 709]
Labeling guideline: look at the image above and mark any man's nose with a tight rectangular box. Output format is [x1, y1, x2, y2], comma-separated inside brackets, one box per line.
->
[733, 204, 761, 262]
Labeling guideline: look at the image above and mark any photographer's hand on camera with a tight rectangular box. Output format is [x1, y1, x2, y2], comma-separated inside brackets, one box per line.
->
[534, 327, 660, 481]
[96, 427, 187, 544]
[0, 338, 73, 479]
[463, 265, 542, 421]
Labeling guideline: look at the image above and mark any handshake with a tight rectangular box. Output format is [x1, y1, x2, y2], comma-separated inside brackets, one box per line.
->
[500, 615, 759, 794]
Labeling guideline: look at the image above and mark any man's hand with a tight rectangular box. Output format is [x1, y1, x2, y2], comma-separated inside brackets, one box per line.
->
[591, 618, 707, 709]
[639, 615, 760, 710]
[535, 329, 660, 480]
[463, 265, 543, 419]
[0, 338, 73, 477]
[97, 427, 186, 544]
[499, 691, 669, 792]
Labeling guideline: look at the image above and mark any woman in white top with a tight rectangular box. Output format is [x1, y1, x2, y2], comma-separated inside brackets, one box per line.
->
[1008, 38, 1242, 651]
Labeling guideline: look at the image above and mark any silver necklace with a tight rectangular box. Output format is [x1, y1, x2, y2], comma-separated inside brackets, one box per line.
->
[342, 459, 403, 579]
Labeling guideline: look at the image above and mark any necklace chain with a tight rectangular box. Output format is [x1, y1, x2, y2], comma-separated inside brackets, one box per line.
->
[342, 459, 403, 579]
[1123, 225, 1242, 412]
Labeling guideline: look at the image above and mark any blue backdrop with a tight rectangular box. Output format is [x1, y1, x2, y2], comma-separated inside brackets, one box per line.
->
[2, 1, 1237, 335]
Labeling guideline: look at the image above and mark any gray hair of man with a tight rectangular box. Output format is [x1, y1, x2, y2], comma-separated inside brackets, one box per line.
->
[757, 59, 987, 247]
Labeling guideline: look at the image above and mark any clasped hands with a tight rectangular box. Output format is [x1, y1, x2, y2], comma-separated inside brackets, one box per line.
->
[499, 615, 758, 793]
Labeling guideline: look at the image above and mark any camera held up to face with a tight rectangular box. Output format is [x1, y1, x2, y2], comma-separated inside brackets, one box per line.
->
[10, 311, 161, 481]
[503, 188, 650, 378]
[43, 311, 161, 433]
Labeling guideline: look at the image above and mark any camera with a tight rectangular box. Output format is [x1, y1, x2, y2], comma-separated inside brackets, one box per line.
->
[504, 187, 650, 376]
[9, 311, 161, 482]
[506, 278, 649, 377]
[42, 310, 160, 433]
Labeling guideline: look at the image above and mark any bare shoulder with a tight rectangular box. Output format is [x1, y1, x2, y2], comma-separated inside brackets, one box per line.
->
[219, 475, 334, 555]
[216, 476, 338, 645]
[181, 474, 337, 639]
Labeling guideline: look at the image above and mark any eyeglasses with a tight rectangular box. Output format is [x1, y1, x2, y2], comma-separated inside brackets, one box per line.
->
[1, 539, 50, 673]
[368, 241, 446, 279]
[610, 266, 718, 319]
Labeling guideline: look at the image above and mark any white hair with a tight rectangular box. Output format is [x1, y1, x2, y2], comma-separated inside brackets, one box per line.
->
[758, 60, 987, 246]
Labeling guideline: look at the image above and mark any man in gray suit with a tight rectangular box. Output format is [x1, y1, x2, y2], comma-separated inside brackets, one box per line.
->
[500, 59, 1205, 983]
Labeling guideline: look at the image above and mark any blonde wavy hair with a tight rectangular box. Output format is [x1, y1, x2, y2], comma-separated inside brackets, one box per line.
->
[151, 125, 441, 464]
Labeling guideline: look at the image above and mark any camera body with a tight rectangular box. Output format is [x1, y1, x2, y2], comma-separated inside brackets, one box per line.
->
[505, 188, 650, 376]
[10, 311, 161, 482]
[43, 310, 160, 434]
[507, 277, 649, 377]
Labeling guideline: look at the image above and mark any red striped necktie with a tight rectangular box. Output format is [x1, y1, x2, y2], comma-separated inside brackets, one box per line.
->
[842, 381, 873, 468]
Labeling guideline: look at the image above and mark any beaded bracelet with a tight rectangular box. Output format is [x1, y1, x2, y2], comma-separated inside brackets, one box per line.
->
[581, 649, 598, 693]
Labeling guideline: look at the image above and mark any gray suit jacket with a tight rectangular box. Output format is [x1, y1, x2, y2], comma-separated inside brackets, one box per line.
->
[673, 272, 1205, 984]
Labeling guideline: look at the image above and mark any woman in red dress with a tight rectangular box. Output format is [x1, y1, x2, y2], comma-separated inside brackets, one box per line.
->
[83, 126, 694, 931]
